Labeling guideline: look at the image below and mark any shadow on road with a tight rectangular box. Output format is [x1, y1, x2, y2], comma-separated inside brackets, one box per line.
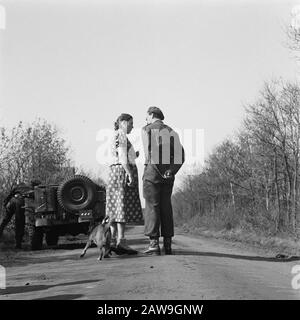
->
[1, 238, 150, 268]
[34, 294, 84, 300]
[173, 250, 300, 262]
[0, 279, 101, 296]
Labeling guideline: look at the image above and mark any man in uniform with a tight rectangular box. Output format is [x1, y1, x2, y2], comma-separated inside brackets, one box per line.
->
[0, 180, 41, 249]
[142, 106, 185, 255]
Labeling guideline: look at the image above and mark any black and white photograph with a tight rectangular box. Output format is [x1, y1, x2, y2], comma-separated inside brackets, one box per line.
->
[0, 0, 300, 312]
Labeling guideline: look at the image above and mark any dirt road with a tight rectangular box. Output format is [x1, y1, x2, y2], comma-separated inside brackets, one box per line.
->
[0, 226, 300, 300]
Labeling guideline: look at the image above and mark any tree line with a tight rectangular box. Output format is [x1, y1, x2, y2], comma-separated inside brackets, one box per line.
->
[173, 80, 300, 236]
[173, 24, 300, 237]
[0, 118, 74, 218]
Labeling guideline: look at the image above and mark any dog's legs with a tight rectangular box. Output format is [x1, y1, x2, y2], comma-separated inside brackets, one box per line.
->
[104, 248, 111, 258]
[98, 246, 107, 261]
[80, 240, 92, 258]
[97, 246, 104, 261]
[102, 247, 106, 259]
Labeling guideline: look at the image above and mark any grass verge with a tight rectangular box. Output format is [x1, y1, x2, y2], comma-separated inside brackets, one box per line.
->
[176, 214, 300, 257]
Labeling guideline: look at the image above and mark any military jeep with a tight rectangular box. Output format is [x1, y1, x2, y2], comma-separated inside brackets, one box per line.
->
[24, 175, 106, 250]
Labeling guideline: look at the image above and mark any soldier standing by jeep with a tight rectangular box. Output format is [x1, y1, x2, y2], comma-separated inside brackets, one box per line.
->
[0, 180, 41, 249]
[0, 183, 29, 248]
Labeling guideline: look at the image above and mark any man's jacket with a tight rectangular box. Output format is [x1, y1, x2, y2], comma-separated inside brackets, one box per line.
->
[142, 120, 185, 183]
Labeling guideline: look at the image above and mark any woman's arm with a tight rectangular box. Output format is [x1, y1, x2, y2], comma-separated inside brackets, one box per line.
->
[119, 147, 133, 179]
[117, 132, 134, 185]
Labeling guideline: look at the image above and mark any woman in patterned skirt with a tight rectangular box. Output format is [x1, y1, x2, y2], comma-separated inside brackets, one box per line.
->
[106, 113, 143, 254]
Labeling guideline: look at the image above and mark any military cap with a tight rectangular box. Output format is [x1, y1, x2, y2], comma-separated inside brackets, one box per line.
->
[147, 106, 164, 120]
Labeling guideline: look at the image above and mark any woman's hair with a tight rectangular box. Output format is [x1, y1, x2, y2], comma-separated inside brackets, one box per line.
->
[114, 113, 133, 131]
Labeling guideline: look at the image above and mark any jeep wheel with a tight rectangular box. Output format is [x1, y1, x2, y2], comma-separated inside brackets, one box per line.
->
[45, 231, 59, 246]
[28, 225, 44, 250]
[57, 175, 97, 213]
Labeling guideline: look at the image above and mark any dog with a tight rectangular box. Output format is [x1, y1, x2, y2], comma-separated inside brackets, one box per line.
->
[80, 216, 112, 261]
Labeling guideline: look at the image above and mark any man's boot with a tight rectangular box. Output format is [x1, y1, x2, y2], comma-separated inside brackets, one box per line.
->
[163, 237, 172, 255]
[143, 237, 161, 255]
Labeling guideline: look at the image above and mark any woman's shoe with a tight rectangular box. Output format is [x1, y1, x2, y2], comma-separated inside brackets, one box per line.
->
[117, 238, 138, 255]
[110, 238, 124, 255]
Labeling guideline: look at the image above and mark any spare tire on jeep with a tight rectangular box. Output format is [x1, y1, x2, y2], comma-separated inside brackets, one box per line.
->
[57, 175, 97, 213]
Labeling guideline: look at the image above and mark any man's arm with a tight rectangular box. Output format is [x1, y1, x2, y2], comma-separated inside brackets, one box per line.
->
[3, 189, 15, 207]
[167, 132, 185, 177]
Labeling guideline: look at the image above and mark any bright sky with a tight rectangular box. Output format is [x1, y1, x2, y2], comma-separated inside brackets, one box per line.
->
[0, 0, 299, 184]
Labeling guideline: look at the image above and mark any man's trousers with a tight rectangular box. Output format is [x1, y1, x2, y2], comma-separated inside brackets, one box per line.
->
[143, 179, 174, 238]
